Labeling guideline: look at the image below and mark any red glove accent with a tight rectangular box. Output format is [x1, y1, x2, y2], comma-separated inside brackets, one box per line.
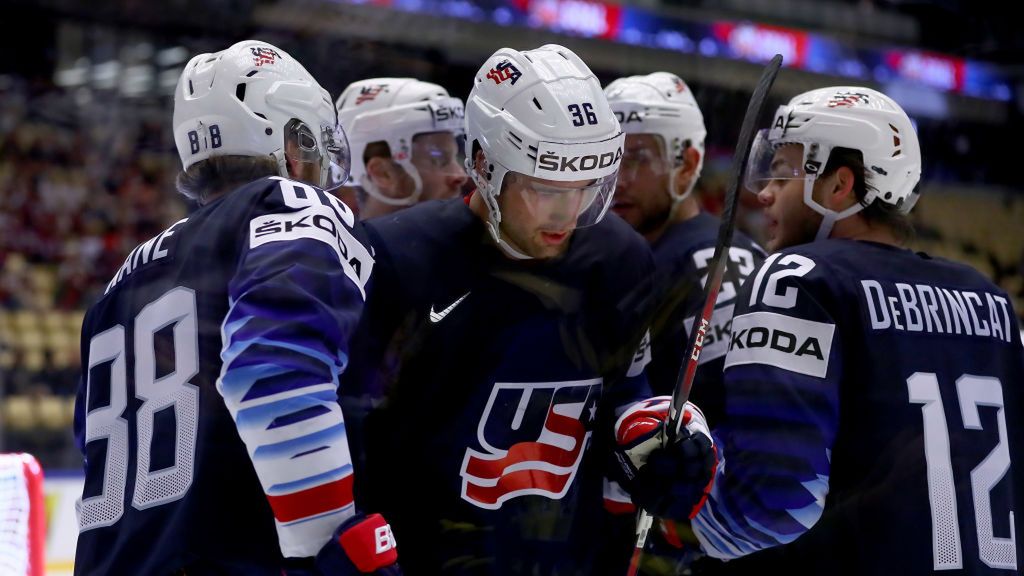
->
[338, 513, 398, 573]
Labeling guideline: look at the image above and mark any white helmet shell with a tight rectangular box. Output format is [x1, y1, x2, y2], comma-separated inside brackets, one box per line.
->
[465, 44, 624, 255]
[604, 72, 707, 201]
[173, 40, 347, 189]
[769, 86, 922, 214]
[336, 78, 465, 205]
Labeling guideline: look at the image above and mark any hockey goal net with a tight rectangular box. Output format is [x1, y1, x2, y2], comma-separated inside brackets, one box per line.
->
[0, 453, 45, 576]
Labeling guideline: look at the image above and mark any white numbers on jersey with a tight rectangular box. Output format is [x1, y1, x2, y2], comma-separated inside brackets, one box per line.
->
[907, 372, 1017, 571]
[692, 247, 757, 306]
[747, 253, 816, 309]
[79, 287, 200, 533]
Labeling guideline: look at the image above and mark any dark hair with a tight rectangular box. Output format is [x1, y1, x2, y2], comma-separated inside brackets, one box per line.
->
[822, 147, 915, 244]
[176, 155, 279, 204]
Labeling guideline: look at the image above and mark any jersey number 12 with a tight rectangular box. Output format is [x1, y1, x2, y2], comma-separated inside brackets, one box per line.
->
[908, 372, 1017, 571]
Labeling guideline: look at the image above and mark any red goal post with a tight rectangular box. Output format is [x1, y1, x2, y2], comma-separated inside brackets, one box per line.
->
[1, 453, 45, 576]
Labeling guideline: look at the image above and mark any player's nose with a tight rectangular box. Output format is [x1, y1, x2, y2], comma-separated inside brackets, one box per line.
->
[447, 166, 468, 191]
[756, 185, 774, 206]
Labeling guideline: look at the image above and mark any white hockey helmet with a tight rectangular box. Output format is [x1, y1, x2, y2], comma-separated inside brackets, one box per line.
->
[173, 40, 350, 190]
[465, 44, 624, 258]
[746, 86, 922, 239]
[604, 72, 707, 202]
[336, 78, 465, 206]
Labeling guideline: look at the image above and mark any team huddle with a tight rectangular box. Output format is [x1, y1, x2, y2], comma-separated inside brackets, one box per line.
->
[72, 40, 1023, 576]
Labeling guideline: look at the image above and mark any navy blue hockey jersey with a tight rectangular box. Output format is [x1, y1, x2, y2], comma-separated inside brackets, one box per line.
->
[341, 197, 656, 575]
[692, 240, 1024, 575]
[73, 177, 373, 575]
[647, 212, 764, 422]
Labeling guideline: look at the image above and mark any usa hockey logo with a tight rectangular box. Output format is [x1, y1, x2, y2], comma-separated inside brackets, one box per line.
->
[486, 60, 523, 86]
[356, 84, 389, 105]
[460, 379, 602, 509]
[250, 46, 281, 67]
[827, 91, 870, 108]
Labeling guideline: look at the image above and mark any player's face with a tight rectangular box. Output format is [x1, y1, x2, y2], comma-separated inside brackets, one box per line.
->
[755, 143, 821, 252]
[612, 134, 672, 234]
[498, 173, 592, 259]
[410, 132, 468, 201]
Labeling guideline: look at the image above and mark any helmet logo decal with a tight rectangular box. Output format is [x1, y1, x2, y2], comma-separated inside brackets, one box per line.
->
[537, 147, 622, 174]
[827, 91, 871, 108]
[772, 110, 795, 136]
[613, 110, 643, 124]
[430, 102, 465, 123]
[250, 46, 281, 67]
[673, 77, 687, 93]
[486, 60, 523, 86]
[356, 84, 390, 105]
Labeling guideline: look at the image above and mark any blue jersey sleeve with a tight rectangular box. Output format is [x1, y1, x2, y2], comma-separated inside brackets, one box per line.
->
[216, 177, 374, 558]
[692, 251, 840, 559]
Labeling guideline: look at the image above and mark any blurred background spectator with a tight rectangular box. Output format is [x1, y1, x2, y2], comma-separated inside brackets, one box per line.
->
[1, 0, 1022, 470]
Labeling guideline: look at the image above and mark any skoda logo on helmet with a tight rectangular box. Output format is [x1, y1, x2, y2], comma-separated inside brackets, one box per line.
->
[537, 147, 623, 173]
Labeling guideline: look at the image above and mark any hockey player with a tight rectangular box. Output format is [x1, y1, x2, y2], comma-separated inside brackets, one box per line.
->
[340, 44, 715, 575]
[605, 72, 765, 420]
[73, 41, 399, 575]
[601, 71, 765, 574]
[335, 78, 468, 218]
[656, 86, 1024, 575]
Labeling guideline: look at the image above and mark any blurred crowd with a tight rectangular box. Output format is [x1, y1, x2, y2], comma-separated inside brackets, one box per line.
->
[1, 63, 1022, 467]
[0, 83, 185, 465]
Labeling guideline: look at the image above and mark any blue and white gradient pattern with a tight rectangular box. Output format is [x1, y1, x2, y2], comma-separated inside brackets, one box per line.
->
[217, 192, 368, 558]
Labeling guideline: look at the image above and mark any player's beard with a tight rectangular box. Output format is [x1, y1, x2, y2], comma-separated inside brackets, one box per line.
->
[633, 203, 673, 237]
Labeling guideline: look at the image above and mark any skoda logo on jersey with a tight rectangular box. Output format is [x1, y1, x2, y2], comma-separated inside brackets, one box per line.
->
[460, 379, 602, 509]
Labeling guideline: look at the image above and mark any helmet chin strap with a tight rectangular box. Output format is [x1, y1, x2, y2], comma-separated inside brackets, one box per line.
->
[802, 176, 866, 241]
[667, 167, 697, 207]
[272, 149, 290, 181]
[469, 161, 533, 260]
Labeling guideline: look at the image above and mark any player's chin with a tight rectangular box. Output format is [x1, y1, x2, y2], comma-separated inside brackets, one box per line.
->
[610, 202, 639, 225]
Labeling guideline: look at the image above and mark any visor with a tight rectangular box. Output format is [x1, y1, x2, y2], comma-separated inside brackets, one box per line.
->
[285, 118, 351, 191]
[504, 171, 616, 230]
[743, 129, 807, 194]
[618, 134, 671, 184]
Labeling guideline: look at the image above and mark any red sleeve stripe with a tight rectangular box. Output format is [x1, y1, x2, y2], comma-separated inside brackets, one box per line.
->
[266, 475, 354, 523]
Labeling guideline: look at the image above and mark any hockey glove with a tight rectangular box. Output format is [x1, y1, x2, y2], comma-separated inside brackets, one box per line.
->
[315, 513, 402, 575]
[613, 396, 717, 521]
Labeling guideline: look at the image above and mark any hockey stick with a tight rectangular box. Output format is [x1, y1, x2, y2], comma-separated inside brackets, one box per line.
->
[627, 53, 783, 576]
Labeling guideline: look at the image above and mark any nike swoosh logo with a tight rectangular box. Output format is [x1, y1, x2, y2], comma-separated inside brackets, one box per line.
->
[429, 292, 470, 323]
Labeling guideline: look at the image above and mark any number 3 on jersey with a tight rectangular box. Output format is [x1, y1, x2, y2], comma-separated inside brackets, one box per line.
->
[79, 287, 199, 532]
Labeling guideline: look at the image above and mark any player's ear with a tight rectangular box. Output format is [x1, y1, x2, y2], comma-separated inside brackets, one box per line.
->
[673, 147, 701, 196]
[366, 156, 395, 192]
[829, 165, 857, 209]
